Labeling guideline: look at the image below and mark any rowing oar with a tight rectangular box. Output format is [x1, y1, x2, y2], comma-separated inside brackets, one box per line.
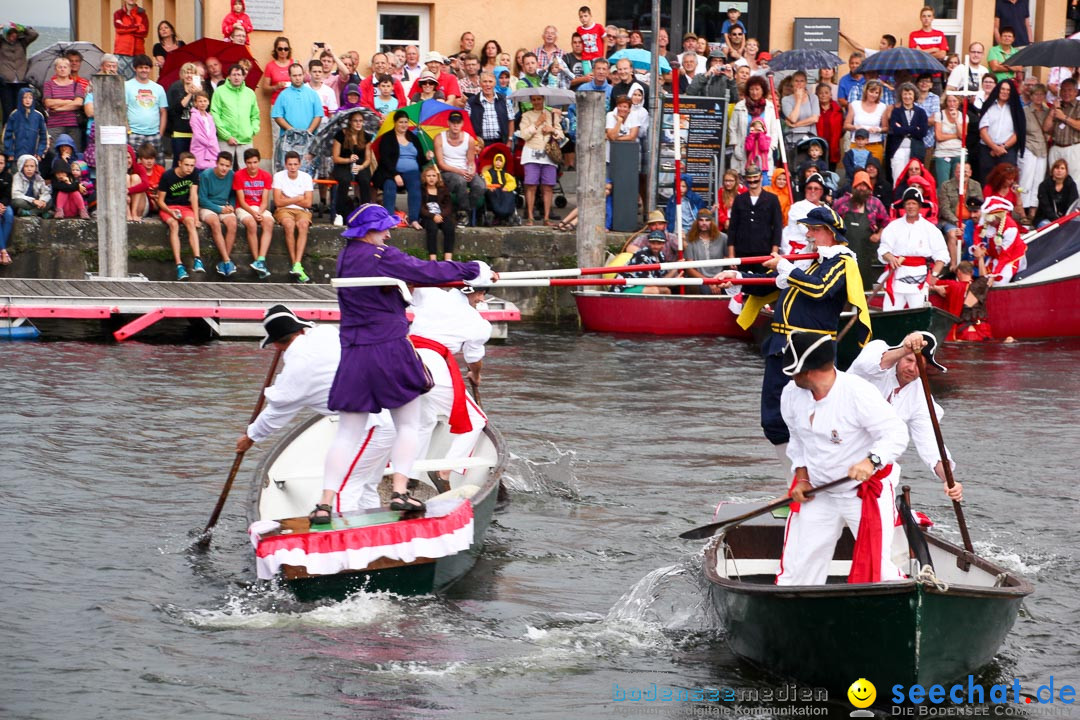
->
[915, 353, 974, 569]
[679, 476, 852, 540]
[497, 253, 818, 279]
[195, 346, 284, 550]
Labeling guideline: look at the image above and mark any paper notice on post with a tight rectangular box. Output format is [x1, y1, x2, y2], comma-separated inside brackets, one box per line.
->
[99, 125, 127, 145]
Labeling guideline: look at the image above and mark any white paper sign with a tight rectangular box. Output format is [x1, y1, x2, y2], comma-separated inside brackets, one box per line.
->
[99, 125, 127, 145]
[246, 0, 284, 31]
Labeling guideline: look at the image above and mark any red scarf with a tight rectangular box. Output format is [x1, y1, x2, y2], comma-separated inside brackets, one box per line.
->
[848, 464, 892, 584]
[409, 335, 472, 434]
[883, 256, 931, 305]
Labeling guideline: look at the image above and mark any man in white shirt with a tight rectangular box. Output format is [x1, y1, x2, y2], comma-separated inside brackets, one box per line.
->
[848, 331, 963, 501]
[777, 332, 910, 586]
[306, 59, 338, 119]
[946, 43, 990, 92]
[271, 151, 314, 283]
[237, 305, 394, 520]
[408, 286, 492, 484]
[878, 187, 949, 310]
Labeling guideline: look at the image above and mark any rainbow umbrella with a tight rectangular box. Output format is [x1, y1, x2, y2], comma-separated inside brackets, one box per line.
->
[371, 99, 475, 159]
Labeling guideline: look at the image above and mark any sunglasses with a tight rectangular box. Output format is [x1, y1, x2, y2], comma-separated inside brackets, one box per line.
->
[730, 32, 744, 36]
[276, 46, 290, 51]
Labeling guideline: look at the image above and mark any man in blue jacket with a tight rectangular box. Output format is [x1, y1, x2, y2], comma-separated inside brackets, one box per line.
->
[3, 87, 47, 161]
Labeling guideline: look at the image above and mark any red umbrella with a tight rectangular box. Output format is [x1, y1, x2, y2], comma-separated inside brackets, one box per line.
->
[159, 38, 262, 90]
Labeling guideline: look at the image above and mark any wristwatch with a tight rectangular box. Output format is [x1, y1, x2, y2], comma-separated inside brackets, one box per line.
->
[868, 453, 883, 471]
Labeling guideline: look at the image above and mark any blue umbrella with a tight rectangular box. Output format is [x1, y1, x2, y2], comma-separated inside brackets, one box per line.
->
[856, 47, 945, 75]
[766, 48, 844, 71]
[609, 48, 672, 73]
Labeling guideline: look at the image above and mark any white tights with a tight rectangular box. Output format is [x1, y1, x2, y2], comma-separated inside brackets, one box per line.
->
[324, 397, 424, 494]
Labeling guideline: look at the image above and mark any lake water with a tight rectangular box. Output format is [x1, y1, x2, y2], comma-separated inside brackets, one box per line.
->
[3, 327, 1077, 719]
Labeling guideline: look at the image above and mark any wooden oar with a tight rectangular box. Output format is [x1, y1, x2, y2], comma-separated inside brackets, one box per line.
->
[195, 347, 284, 550]
[679, 476, 852, 540]
[915, 353, 974, 568]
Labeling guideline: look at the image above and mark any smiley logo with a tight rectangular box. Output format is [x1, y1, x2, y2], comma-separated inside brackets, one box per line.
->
[847, 678, 876, 708]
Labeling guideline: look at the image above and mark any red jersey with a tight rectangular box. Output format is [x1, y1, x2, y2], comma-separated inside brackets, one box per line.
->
[233, 168, 273, 208]
[577, 24, 605, 61]
[908, 29, 948, 54]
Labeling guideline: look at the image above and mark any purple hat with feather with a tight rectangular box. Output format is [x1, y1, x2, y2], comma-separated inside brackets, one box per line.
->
[342, 203, 400, 239]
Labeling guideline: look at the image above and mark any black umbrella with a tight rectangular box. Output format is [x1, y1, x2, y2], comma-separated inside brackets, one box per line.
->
[767, 48, 845, 71]
[1007, 38, 1080, 68]
[856, 47, 944, 75]
[307, 107, 382, 178]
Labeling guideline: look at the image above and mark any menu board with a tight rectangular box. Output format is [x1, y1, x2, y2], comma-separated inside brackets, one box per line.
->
[656, 96, 728, 203]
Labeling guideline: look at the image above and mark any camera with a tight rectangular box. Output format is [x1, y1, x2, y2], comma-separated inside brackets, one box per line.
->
[315, 42, 325, 48]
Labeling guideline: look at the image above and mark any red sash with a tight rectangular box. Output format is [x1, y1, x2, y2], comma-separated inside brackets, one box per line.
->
[883, 256, 931, 305]
[848, 464, 892, 584]
[410, 335, 472, 434]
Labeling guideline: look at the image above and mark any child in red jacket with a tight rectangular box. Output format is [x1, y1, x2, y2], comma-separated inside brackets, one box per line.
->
[220, 0, 253, 44]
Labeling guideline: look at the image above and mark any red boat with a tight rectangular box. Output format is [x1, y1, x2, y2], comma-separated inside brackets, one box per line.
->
[573, 291, 752, 337]
[985, 214, 1080, 339]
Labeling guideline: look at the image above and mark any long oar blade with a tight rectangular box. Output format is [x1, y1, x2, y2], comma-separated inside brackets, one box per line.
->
[679, 476, 851, 540]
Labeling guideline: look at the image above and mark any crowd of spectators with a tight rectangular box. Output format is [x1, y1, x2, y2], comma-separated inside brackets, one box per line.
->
[0, 0, 1077, 279]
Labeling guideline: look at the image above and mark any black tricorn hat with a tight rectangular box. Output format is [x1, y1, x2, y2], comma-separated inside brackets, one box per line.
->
[260, 304, 313, 349]
[889, 330, 947, 372]
[781, 331, 836, 376]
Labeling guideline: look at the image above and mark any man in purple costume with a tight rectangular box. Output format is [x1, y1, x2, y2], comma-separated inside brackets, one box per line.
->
[317, 203, 495, 521]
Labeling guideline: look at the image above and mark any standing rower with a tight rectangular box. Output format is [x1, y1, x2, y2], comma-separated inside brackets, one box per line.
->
[236, 305, 395, 516]
[408, 285, 493, 484]
[848, 331, 963, 501]
[777, 332, 910, 586]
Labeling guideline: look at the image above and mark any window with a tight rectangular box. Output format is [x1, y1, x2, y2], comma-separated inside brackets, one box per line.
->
[377, 4, 430, 58]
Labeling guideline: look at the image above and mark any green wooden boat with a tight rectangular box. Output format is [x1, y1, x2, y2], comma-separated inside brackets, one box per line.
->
[248, 415, 508, 601]
[701, 506, 1033, 695]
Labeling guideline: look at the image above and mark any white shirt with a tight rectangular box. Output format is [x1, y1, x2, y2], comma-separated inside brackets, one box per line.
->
[677, 51, 707, 75]
[782, 370, 909, 498]
[409, 287, 492, 363]
[272, 169, 314, 210]
[946, 63, 989, 92]
[847, 340, 954, 477]
[308, 82, 338, 120]
[979, 101, 1015, 145]
[878, 215, 949, 284]
[247, 325, 392, 442]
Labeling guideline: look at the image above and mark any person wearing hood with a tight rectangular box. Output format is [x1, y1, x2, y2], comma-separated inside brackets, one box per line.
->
[337, 83, 363, 113]
[11, 154, 51, 217]
[892, 157, 939, 220]
[220, 0, 253, 44]
[0, 153, 13, 264]
[210, 63, 260, 165]
[0, 23, 38, 121]
[864, 156, 893, 209]
[978, 78, 1025, 184]
[3, 87, 47, 161]
[49, 134, 89, 219]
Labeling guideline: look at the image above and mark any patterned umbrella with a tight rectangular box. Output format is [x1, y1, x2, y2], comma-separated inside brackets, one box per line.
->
[370, 99, 475, 159]
[158, 37, 262, 90]
[307, 107, 383, 178]
[766, 48, 845, 71]
[856, 47, 945, 75]
[1006, 38, 1080, 68]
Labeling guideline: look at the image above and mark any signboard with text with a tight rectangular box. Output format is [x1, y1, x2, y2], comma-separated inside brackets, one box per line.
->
[245, 0, 284, 31]
[656, 96, 727, 204]
[794, 18, 839, 52]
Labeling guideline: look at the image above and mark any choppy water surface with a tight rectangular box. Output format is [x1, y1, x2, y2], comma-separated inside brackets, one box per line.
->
[3, 328, 1078, 719]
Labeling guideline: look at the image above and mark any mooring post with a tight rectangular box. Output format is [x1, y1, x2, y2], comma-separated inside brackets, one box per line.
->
[575, 90, 606, 290]
[93, 72, 128, 278]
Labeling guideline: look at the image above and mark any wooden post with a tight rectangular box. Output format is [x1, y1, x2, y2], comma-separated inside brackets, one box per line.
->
[575, 90, 606, 288]
[93, 72, 128, 279]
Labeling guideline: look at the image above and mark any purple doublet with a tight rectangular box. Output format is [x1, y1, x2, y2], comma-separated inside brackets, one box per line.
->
[328, 242, 481, 413]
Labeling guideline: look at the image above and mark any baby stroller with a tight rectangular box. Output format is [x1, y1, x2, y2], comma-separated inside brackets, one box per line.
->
[476, 142, 521, 226]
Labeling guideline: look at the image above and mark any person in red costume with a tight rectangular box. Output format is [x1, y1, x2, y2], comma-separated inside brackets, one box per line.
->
[973, 195, 1026, 284]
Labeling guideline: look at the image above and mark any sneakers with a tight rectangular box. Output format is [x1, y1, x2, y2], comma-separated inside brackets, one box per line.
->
[456, 210, 469, 228]
[215, 261, 228, 276]
[192, 257, 206, 273]
[225, 261, 237, 276]
[291, 262, 311, 283]
[250, 259, 271, 279]
[176, 264, 189, 280]
[333, 214, 344, 226]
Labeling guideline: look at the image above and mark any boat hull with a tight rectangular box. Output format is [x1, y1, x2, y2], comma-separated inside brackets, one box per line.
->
[573, 291, 752, 337]
[984, 273, 1080, 339]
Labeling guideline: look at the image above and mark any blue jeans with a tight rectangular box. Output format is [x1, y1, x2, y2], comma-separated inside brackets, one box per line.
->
[382, 169, 421, 222]
[0, 204, 13, 249]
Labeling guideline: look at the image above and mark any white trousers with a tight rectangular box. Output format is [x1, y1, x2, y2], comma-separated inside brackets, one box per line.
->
[890, 148, 912, 189]
[322, 413, 395, 511]
[882, 284, 928, 311]
[1017, 152, 1047, 209]
[414, 383, 488, 478]
[776, 468, 904, 586]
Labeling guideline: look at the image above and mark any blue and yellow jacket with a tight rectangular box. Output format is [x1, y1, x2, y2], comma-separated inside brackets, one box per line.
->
[737, 247, 872, 356]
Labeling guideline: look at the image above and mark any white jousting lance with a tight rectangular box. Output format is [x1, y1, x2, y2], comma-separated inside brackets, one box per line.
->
[332, 276, 779, 289]
[497, 252, 818, 279]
